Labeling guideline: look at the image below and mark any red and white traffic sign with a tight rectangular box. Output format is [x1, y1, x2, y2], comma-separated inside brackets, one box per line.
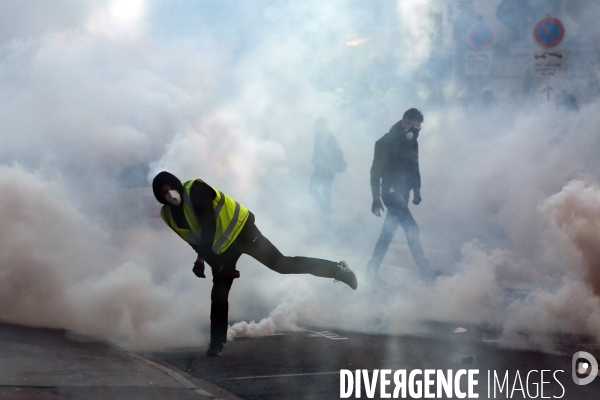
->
[467, 23, 494, 50]
[533, 17, 565, 48]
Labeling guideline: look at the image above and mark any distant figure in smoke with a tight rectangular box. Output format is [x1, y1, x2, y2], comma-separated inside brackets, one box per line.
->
[152, 171, 357, 356]
[556, 90, 579, 112]
[366, 109, 440, 283]
[309, 118, 347, 214]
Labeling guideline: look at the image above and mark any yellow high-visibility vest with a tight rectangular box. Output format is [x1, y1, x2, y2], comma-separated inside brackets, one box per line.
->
[161, 179, 249, 254]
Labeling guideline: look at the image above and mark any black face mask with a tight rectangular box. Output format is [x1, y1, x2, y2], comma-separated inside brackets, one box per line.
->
[409, 126, 420, 135]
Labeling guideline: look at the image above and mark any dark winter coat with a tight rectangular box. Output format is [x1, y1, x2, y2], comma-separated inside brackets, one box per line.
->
[312, 127, 346, 173]
[370, 121, 421, 208]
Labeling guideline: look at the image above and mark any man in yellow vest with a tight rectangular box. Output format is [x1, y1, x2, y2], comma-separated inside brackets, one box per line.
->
[152, 171, 357, 357]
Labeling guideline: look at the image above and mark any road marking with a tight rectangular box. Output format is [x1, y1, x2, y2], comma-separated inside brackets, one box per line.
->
[380, 264, 415, 273]
[228, 371, 340, 380]
[303, 329, 348, 340]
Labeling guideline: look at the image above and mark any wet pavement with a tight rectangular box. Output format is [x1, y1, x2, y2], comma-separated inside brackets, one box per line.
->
[2, 321, 600, 399]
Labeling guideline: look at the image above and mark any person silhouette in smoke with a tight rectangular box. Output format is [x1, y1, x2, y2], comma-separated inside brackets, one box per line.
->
[366, 108, 440, 284]
[309, 118, 347, 214]
[152, 171, 357, 356]
[556, 90, 579, 112]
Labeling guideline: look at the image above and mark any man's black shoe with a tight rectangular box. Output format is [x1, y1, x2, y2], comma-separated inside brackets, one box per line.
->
[420, 268, 442, 282]
[206, 342, 224, 357]
[334, 261, 358, 290]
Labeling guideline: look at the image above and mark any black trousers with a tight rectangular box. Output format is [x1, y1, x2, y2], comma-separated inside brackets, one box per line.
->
[209, 221, 338, 344]
[309, 167, 335, 212]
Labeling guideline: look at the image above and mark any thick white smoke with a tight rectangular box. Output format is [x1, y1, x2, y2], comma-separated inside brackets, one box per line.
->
[540, 179, 600, 296]
[0, 164, 211, 349]
[227, 294, 305, 341]
[1, 0, 600, 354]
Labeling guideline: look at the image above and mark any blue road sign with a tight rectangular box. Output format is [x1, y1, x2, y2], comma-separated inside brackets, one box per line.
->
[533, 17, 565, 48]
[468, 23, 493, 50]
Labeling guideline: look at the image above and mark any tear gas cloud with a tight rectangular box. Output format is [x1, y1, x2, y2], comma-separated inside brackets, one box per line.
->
[1, 0, 600, 351]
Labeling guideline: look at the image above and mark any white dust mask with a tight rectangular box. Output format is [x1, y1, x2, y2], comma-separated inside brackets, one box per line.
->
[165, 190, 181, 206]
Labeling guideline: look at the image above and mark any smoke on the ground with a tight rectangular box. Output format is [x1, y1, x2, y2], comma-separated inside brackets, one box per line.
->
[0, 0, 600, 352]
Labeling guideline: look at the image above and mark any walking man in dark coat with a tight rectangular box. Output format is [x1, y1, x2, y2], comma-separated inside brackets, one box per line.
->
[366, 108, 439, 283]
[309, 118, 346, 214]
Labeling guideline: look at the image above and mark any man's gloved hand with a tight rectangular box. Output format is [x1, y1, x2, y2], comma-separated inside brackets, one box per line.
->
[413, 190, 422, 205]
[193, 260, 206, 278]
[217, 265, 240, 280]
[372, 198, 385, 217]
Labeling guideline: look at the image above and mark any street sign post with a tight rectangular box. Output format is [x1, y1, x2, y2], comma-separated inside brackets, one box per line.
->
[533, 17, 565, 48]
[530, 49, 566, 78]
[465, 51, 493, 76]
[468, 23, 494, 50]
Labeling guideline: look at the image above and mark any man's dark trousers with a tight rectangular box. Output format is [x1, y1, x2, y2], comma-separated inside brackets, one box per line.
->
[367, 191, 431, 278]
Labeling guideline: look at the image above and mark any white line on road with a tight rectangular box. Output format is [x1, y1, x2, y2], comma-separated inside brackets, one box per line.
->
[303, 329, 348, 340]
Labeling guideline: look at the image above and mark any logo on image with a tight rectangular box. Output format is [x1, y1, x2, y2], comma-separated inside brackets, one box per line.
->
[572, 351, 598, 386]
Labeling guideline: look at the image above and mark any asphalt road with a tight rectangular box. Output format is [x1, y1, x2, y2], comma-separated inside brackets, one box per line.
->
[153, 324, 600, 400]
[1, 321, 599, 399]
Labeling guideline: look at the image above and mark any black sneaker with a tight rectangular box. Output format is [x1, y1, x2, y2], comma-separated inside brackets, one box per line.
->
[419, 268, 442, 282]
[334, 261, 358, 290]
[206, 342, 224, 357]
[416, 259, 442, 282]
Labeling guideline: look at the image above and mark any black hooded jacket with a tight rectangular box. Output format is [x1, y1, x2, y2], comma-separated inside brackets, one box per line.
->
[370, 121, 421, 205]
[152, 171, 254, 267]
